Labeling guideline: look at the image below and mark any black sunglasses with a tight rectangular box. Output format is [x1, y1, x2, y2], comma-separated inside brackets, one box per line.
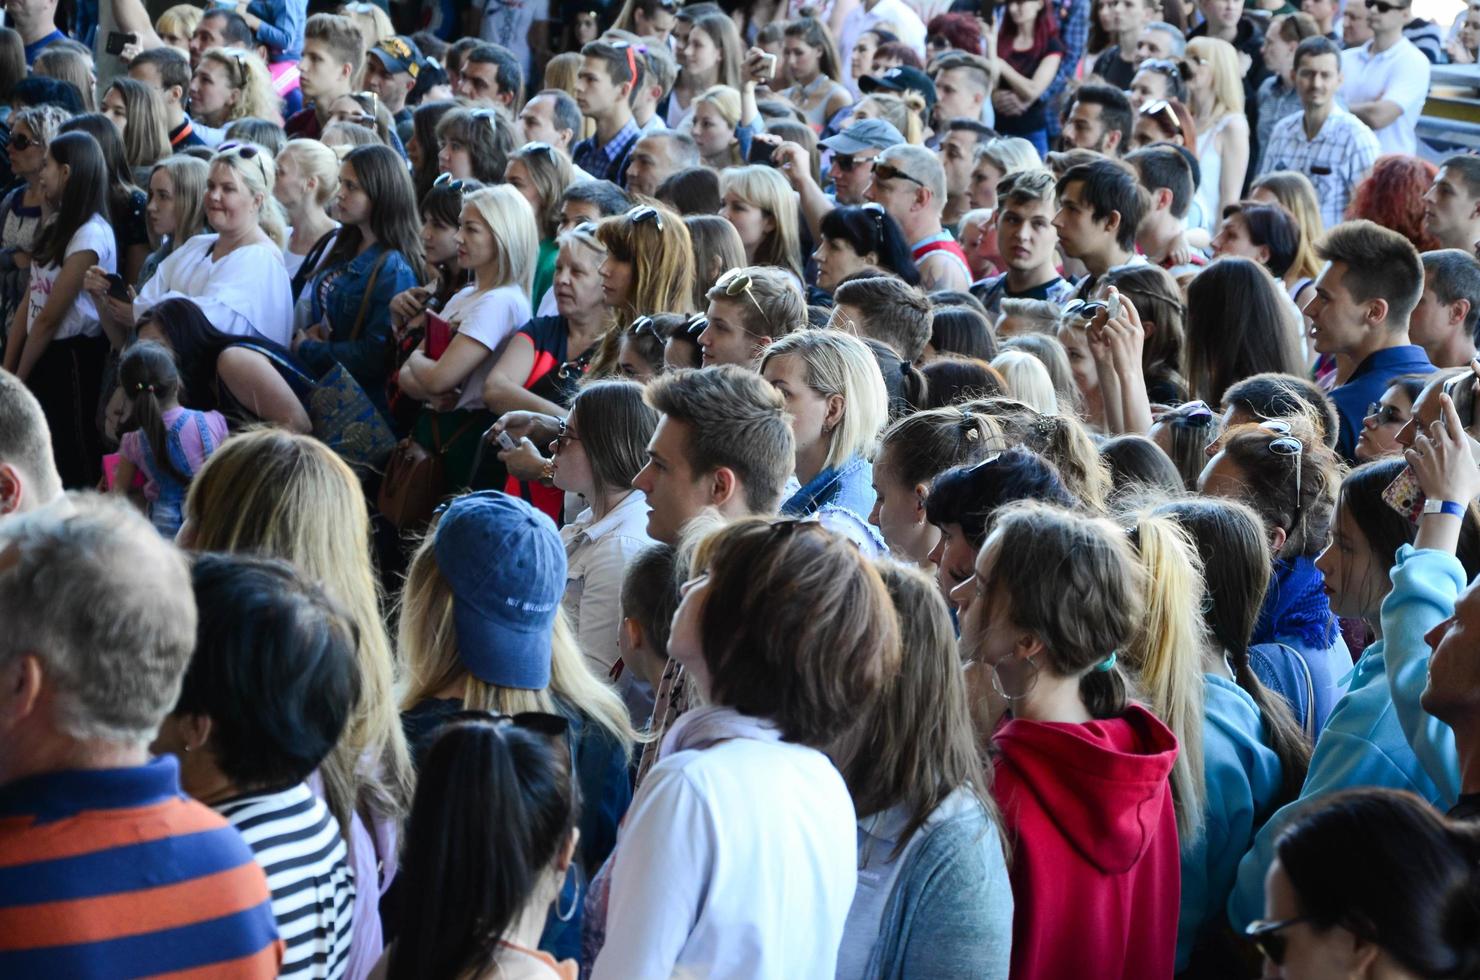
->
[443, 709, 571, 738]
[433, 172, 465, 191]
[632, 315, 664, 343]
[521, 140, 557, 159]
[1245, 916, 1317, 966]
[684, 314, 708, 339]
[832, 153, 873, 172]
[873, 162, 924, 187]
[1364, 401, 1406, 426]
[861, 201, 888, 245]
[7, 131, 36, 151]
[627, 204, 663, 229]
[1366, 0, 1408, 10]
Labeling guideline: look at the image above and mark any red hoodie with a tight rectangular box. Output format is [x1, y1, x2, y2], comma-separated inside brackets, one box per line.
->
[993, 703, 1181, 980]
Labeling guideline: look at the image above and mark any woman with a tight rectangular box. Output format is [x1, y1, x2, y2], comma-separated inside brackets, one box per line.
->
[0, 106, 67, 332]
[409, 99, 457, 201]
[1355, 374, 1426, 462]
[1150, 398, 1223, 488]
[848, 28, 893, 92]
[957, 501, 1179, 978]
[612, 0, 679, 42]
[505, 141, 574, 311]
[33, 46, 95, 112]
[138, 155, 208, 291]
[1129, 96, 1197, 149]
[1184, 37, 1250, 235]
[1128, 57, 1187, 110]
[1211, 201, 1315, 312]
[719, 165, 803, 283]
[781, 17, 851, 131]
[681, 214, 746, 310]
[190, 47, 281, 130]
[814, 204, 920, 291]
[327, 91, 399, 150]
[298, 144, 424, 418]
[100, 77, 170, 178]
[991, 349, 1060, 413]
[1185, 257, 1305, 405]
[274, 138, 340, 296]
[834, 562, 1012, 979]
[1101, 263, 1186, 403]
[1250, 171, 1326, 307]
[993, 0, 1065, 155]
[182, 429, 415, 980]
[60, 114, 150, 287]
[667, 10, 744, 128]
[154, 2, 201, 53]
[762, 329, 890, 550]
[616, 314, 674, 382]
[690, 85, 747, 169]
[590, 518, 900, 978]
[925, 305, 997, 362]
[1347, 155, 1440, 253]
[594, 204, 695, 332]
[1257, 14, 1319, 166]
[437, 106, 517, 186]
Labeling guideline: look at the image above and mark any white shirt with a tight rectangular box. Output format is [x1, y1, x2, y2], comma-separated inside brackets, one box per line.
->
[442, 282, 531, 411]
[591, 737, 859, 980]
[838, 0, 927, 92]
[135, 234, 293, 346]
[559, 489, 655, 678]
[28, 212, 114, 340]
[1338, 37, 1431, 156]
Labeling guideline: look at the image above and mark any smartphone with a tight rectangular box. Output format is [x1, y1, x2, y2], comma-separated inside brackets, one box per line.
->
[105, 31, 137, 56]
[496, 430, 518, 452]
[1106, 291, 1121, 321]
[425, 312, 452, 359]
[759, 52, 778, 79]
[1382, 466, 1427, 526]
[1443, 370, 1477, 430]
[104, 272, 132, 301]
[746, 139, 776, 166]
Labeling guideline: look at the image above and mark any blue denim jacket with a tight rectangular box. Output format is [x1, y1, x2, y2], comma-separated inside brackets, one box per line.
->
[781, 455, 885, 553]
[248, 0, 307, 61]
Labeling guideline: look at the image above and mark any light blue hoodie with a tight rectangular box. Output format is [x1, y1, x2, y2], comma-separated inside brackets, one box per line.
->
[1177, 674, 1283, 971]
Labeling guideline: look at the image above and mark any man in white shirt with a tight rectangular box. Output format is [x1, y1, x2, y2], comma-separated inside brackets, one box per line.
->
[838, 0, 927, 91]
[1339, 0, 1431, 155]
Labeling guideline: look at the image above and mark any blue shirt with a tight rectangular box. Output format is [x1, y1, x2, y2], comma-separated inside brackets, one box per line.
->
[1329, 344, 1435, 461]
[572, 118, 642, 183]
[23, 29, 63, 66]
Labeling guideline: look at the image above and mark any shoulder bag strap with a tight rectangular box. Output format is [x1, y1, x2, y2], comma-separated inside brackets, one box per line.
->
[290, 229, 338, 299]
[347, 250, 393, 342]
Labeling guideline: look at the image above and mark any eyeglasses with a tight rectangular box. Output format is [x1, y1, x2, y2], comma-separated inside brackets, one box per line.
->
[1365, 0, 1408, 11]
[1062, 298, 1109, 326]
[715, 269, 774, 332]
[7, 132, 36, 151]
[1261, 419, 1305, 522]
[555, 418, 581, 448]
[433, 172, 465, 191]
[1140, 58, 1180, 78]
[861, 201, 888, 246]
[626, 204, 663, 229]
[557, 347, 594, 380]
[1168, 399, 1215, 427]
[1245, 916, 1317, 966]
[443, 708, 570, 737]
[1364, 402, 1406, 426]
[520, 140, 557, 159]
[832, 153, 874, 172]
[873, 162, 924, 187]
[1141, 99, 1179, 128]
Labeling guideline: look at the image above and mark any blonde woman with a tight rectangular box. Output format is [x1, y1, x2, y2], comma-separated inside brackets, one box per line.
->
[991, 348, 1061, 414]
[340, 0, 395, 51]
[273, 139, 341, 292]
[139, 154, 209, 289]
[154, 3, 202, 54]
[1184, 37, 1249, 234]
[191, 47, 282, 129]
[33, 46, 95, 111]
[1251, 170, 1326, 303]
[720, 165, 804, 283]
[101, 77, 171, 176]
[180, 427, 415, 980]
[505, 141, 574, 309]
[852, 91, 927, 144]
[691, 84, 746, 168]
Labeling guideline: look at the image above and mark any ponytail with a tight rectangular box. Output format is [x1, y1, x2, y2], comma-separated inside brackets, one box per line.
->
[118, 341, 187, 485]
[1078, 663, 1129, 720]
[1227, 638, 1312, 805]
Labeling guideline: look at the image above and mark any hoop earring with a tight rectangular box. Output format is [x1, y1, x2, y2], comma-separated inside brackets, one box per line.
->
[991, 654, 1040, 702]
[554, 865, 581, 923]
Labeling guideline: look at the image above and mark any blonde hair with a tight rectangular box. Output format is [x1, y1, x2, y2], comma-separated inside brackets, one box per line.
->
[183, 429, 414, 829]
[34, 46, 95, 111]
[279, 138, 341, 209]
[108, 77, 171, 172]
[396, 525, 640, 752]
[720, 165, 803, 281]
[859, 92, 926, 144]
[150, 155, 209, 251]
[990, 349, 1060, 414]
[202, 47, 280, 124]
[978, 136, 1042, 177]
[155, 3, 203, 43]
[508, 142, 574, 240]
[1186, 37, 1245, 119]
[210, 143, 289, 247]
[464, 185, 540, 294]
[761, 329, 889, 470]
[694, 84, 743, 167]
[341, 0, 395, 50]
[1251, 170, 1325, 280]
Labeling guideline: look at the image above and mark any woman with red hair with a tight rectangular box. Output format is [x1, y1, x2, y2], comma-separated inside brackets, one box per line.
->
[994, 0, 1064, 156]
[927, 13, 984, 56]
[1346, 154, 1440, 252]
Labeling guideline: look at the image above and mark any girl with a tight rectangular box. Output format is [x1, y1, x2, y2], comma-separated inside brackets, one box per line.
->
[1356, 374, 1427, 462]
[994, 0, 1065, 156]
[1184, 257, 1305, 405]
[409, 100, 457, 201]
[437, 107, 517, 186]
[983, 395, 1113, 507]
[1211, 202, 1313, 311]
[0, 106, 68, 332]
[1347, 155, 1440, 253]
[139, 155, 209, 290]
[781, 18, 851, 131]
[719, 165, 803, 284]
[991, 349, 1060, 413]
[154, 3, 201, 54]
[1184, 37, 1250, 234]
[612, 0, 679, 43]
[397, 186, 538, 491]
[957, 501, 1180, 978]
[1128, 58, 1187, 110]
[690, 85, 747, 169]
[33, 46, 95, 112]
[815, 204, 920, 291]
[60, 114, 149, 287]
[681, 214, 746, 310]
[505, 142, 575, 311]
[1129, 96, 1197, 149]
[100, 77, 170, 178]
[667, 10, 744, 128]
[1150, 398, 1223, 489]
[1250, 171, 1326, 310]
[273, 139, 340, 297]
[111, 340, 227, 537]
[925, 305, 997, 363]
[190, 47, 281, 130]
[616, 313, 676, 382]
[762, 329, 890, 549]
[327, 91, 399, 150]
[594, 204, 695, 331]
[3, 131, 113, 489]
[298, 144, 423, 418]
[1101, 264, 1187, 403]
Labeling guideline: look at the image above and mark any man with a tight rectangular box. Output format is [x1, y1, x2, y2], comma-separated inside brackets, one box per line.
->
[1127, 145, 1206, 276]
[129, 47, 208, 149]
[558, 181, 632, 233]
[1053, 159, 1147, 299]
[1410, 249, 1480, 368]
[774, 118, 904, 241]
[1302, 0, 1340, 37]
[830, 277, 933, 363]
[519, 89, 584, 154]
[1420, 562, 1480, 819]
[1423, 155, 1480, 254]
[929, 54, 993, 131]
[1060, 84, 1133, 156]
[868, 144, 972, 291]
[6, 0, 62, 65]
[635, 43, 677, 132]
[974, 168, 1077, 315]
[1136, 20, 1187, 61]
[455, 42, 523, 110]
[696, 266, 806, 368]
[861, 65, 939, 129]
[1304, 219, 1436, 460]
[1340, 0, 1431, 155]
[939, 120, 996, 228]
[633, 366, 795, 545]
[572, 40, 644, 184]
[285, 14, 364, 140]
[1093, 0, 1157, 88]
[364, 36, 423, 145]
[625, 131, 700, 198]
[189, 8, 254, 68]
[0, 497, 282, 975]
[1257, 37, 1380, 230]
[0, 370, 61, 519]
[838, 0, 927, 89]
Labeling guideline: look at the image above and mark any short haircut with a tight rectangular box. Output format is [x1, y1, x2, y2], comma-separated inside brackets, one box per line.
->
[1144, 21, 1187, 56]
[0, 495, 196, 744]
[130, 46, 191, 93]
[879, 143, 947, 205]
[0, 368, 60, 503]
[932, 52, 992, 94]
[1058, 159, 1146, 251]
[1440, 153, 1480, 199]
[536, 88, 582, 136]
[1293, 34, 1342, 71]
[582, 39, 642, 89]
[645, 366, 796, 515]
[201, 8, 254, 47]
[1127, 144, 1193, 218]
[1422, 248, 1480, 340]
[1316, 219, 1425, 327]
[467, 42, 524, 103]
[948, 118, 998, 140]
[705, 265, 806, 339]
[834, 275, 934, 363]
[620, 543, 680, 656]
[997, 167, 1057, 209]
[646, 129, 701, 168]
[305, 13, 365, 77]
[560, 178, 632, 216]
[642, 42, 679, 96]
[175, 554, 360, 787]
[1071, 83, 1133, 151]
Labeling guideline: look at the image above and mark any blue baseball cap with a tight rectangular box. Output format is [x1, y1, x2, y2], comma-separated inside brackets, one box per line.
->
[434, 491, 567, 689]
[820, 117, 905, 154]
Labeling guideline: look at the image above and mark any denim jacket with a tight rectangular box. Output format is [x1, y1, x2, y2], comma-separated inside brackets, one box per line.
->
[781, 454, 885, 554]
[248, 0, 308, 61]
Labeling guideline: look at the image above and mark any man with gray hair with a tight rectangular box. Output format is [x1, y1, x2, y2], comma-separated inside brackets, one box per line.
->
[519, 88, 585, 156]
[0, 496, 282, 974]
[1136, 20, 1187, 60]
[625, 130, 700, 198]
[867, 144, 971, 290]
[0, 368, 61, 519]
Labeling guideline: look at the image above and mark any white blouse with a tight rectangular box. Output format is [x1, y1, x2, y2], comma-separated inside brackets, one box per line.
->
[135, 234, 293, 347]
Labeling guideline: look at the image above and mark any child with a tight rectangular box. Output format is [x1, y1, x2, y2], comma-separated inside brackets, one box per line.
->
[616, 541, 681, 725]
[112, 340, 228, 537]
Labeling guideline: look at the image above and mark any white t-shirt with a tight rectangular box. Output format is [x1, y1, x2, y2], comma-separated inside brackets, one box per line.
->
[28, 212, 115, 340]
[1338, 38, 1431, 156]
[442, 282, 532, 411]
[135, 234, 294, 347]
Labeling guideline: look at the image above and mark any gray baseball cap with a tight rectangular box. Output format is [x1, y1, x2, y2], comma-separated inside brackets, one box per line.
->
[821, 118, 905, 155]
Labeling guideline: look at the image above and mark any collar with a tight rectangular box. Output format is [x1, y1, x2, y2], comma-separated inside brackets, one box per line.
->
[1354, 36, 1410, 63]
[789, 455, 868, 513]
[169, 118, 194, 147]
[1349, 343, 1433, 379]
[598, 118, 642, 158]
[0, 755, 184, 822]
[571, 489, 648, 543]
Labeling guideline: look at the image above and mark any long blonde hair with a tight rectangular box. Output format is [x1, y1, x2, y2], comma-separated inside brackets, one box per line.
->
[202, 47, 281, 125]
[1186, 37, 1245, 119]
[1251, 170, 1325, 280]
[183, 429, 415, 829]
[721, 165, 803, 281]
[211, 142, 289, 247]
[150, 154, 209, 252]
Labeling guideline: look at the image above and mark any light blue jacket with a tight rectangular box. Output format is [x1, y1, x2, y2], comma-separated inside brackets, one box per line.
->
[782, 455, 886, 555]
[1177, 674, 1283, 971]
[248, 0, 307, 61]
[1228, 594, 1447, 928]
[1382, 545, 1466, 807]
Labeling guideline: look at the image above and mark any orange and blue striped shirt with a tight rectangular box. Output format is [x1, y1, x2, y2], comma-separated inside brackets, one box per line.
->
[0, 755, 284, 978]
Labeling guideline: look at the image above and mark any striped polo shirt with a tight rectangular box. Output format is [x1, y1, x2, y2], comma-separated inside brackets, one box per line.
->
[0, 755, 283, 977]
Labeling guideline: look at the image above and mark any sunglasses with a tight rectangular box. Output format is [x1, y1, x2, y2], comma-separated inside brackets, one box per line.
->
[611, 39, 644, 82]
[1261, 418, 1305, 518]
[554, 418, 581, 448]
[443, 708, 570, 737]
[1141, 99, 1179, 127]
[521, 140, 557, 159]
[353, 90, 380, 116]
[832, 153, 874, 172]
[626, 204, 663, 229]
[557, 347, 594, 381]
[1365, 0, 1408, 11]
[1140, 58, 1180, 77]
[216, 141, 269, 181]
[433, 172, 465, 191]
[873, 162, 924, 187]
[1168, 399, 1215, 427]
[1176, 56, 1208, 79]
[7, 132, 36, 151]
[1062, 298, 1109, 326]
[571, 220, 600, 236]
[861, 201, 888, 245]
[1245, 916, 1316, 966]
[684, 313, 708, 339]
[715, 269, 774, 332]
[632, 314, 664, 343]
[1364, 401, 1406, 426]
[471, 108, 503, 134]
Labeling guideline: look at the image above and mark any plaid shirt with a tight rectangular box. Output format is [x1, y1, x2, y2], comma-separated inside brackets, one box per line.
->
[572, 118, 643, 183]
[1258, 106, 1380, 229]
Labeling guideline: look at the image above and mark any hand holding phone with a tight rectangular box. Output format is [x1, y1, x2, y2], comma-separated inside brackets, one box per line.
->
[104, 273, 133, 302]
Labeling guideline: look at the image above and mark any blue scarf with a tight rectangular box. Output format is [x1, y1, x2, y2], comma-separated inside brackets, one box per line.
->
[1252, 556, 1339, 650]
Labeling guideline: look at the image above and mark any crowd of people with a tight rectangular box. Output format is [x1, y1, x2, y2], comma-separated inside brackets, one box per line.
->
[6, 0, 1480, 977]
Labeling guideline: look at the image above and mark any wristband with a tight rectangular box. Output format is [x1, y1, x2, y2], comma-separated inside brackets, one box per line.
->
[1423, 499, 1466, 518]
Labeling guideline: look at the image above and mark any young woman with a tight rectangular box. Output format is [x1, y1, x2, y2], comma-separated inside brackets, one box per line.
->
[154, 3, 201, 53]
[138, 155, 208, 290]
[1128, 57, 1187, 110]
[719, 165, 803, 284]
[1151, 398, 1223, 489]
[667, 10, 744, 128]
[297, 144, 424, 418]
[100, 77, 170, 179]
[398, 186, 538, 491]
[437, 106, 517, 186]
[925, 306, 997, 363]
[1101, 263, 1186, 404]
[681, 214, 746, 310]
[1184, 257, 1305, 405]
[1347, 155, 1440, 253]
[762, 329, 890, 549]
[273, 138, 340, 297]
[1184, 37, 1249, 234]
[814, 204, 920, 292]
[60, 114, 150, 287]
[957, 501, 1180, 978]
[33, 45, 95, 111]
[1355, 374, 1427, 463]
[594, 204, 695, 332]
[994, 0, 1065, 155]
[612, 0, 679, 42]
[781, 17, 851, 131]
[190, 47, 281, 130]
[1211, 202, 1315, 311]
[690, 85, 747, 169]
[1250, 171, 1326, 308]
[590, 518, 900, 978]
[505, 142, 575, 310]
[3, 131, 113, 489]
[1129, 96, 1198, 149]
[0, 106, 68, 332]
[326, 91, 400, 150]
[833, 562, 1013, 978]
[991, 349, 1060, 413]
[616, 313, 676, 382]
[409, 99, 458, 201]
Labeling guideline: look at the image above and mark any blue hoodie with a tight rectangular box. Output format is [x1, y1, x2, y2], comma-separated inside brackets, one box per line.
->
[1177, 674, 1283, 970]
